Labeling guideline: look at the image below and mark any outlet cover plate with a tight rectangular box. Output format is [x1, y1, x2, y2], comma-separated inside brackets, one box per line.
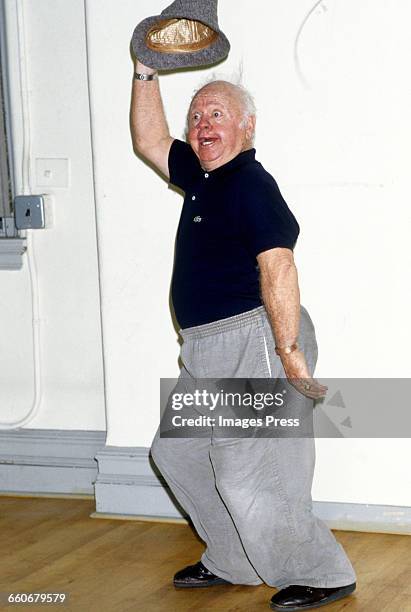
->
[14, 195, 45, 229]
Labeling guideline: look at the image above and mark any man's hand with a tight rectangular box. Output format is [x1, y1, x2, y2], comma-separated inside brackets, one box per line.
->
[135, 58, 157, 75]
[257, 248, 327, 400]
[280, 349, 328, 400]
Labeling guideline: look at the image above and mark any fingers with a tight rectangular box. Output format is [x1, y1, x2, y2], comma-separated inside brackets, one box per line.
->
[290, 377, 328, 400]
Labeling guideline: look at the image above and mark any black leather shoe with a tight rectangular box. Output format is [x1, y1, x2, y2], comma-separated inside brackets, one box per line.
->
[270, 582, 356, 610]
[173, 561, 231, 588]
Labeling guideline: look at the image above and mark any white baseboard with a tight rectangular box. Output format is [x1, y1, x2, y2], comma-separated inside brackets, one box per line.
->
[1, 431, 410, 534]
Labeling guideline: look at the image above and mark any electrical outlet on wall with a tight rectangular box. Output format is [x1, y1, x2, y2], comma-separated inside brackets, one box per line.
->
[14, 195, 54, 230]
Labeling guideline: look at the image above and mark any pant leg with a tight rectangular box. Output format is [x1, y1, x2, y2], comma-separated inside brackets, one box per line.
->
[151, 365, 263, 585]
[209, 435, 356, 589]
[200, 306, 357, 588]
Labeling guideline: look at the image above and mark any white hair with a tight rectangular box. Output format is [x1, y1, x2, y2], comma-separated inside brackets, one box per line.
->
[187, 71, 257, 143]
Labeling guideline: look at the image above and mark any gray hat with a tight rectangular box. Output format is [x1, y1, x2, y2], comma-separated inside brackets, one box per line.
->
[131, 0, 230, 70]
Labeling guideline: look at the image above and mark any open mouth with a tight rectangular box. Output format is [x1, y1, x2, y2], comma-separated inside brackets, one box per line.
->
[199, 137, 219, 147]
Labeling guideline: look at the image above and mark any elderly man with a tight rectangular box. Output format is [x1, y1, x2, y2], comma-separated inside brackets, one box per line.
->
[130, 57, 357, 610]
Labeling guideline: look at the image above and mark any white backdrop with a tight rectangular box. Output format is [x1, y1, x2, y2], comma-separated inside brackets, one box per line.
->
[2, 0, 410, 506]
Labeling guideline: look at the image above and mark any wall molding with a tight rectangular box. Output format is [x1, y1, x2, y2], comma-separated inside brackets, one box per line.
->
[0, 431, 410, 534]
[94, 446, 185, 519]
[0, 428, 106, 495]
[0, 238, 26, 269]
[94, 445, 411, 535]
[312, 500, 411, 535]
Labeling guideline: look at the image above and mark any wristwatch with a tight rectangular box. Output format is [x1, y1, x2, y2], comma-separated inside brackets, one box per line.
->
[274, 343, 298, 356]
[134, 72, 158, 81]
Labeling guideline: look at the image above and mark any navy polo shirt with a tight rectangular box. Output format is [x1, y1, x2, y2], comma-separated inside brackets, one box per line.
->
[169, 139, 300, 329]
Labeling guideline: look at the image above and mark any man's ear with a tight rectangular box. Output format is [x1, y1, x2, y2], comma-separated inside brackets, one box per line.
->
[245, 115, 256, 142]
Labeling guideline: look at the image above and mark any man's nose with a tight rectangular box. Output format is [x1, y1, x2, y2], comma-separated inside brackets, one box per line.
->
[197, 115, 211, 129]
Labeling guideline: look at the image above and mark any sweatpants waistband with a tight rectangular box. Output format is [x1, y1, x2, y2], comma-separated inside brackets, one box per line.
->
[180, 306, 267, 340]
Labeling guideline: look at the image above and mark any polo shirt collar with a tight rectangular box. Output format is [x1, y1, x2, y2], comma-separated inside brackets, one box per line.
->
[200, 148, 256, 178]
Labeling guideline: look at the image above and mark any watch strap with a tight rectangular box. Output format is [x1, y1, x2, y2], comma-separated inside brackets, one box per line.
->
[134, 72, 158, 81]
[275, 343, 299, 356]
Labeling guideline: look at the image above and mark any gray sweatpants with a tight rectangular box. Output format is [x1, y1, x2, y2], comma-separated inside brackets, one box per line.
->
[151, 305, 356, 590]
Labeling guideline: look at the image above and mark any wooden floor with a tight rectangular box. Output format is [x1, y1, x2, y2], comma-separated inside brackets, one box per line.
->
[0, 496, 410, 612]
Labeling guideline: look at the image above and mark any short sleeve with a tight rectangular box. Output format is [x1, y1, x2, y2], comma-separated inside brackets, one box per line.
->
[168, 139, 200, 192]
[240, 175, 300, 258]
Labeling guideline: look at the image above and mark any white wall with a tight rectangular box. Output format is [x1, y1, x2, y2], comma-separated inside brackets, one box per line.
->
[1, 1, 410, 505]
[1, 0, 105, 430]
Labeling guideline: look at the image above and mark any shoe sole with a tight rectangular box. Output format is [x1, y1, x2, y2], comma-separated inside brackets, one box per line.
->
[270, 583, 356, 611]
[174, 578, 231, 589]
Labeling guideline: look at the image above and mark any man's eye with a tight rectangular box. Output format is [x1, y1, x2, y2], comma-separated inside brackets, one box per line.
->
[193, 114, 201, 121]
[213, 111, 222, 118]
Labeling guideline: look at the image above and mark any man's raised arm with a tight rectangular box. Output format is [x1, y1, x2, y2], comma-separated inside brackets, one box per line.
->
[130, 59, 174, 179]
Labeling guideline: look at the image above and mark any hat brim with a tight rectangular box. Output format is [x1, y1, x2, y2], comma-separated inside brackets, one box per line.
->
[131, 15, 230, 70]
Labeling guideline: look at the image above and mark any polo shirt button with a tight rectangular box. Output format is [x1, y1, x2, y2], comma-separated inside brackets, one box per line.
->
[204, 173, 209, 178]
[192, 195, 196, 200]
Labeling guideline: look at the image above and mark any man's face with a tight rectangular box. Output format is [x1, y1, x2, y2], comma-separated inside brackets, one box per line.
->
[187, 84, 253, 171]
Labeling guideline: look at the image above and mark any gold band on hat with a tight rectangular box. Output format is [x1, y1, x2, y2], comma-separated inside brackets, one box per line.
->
[146, 18, 218, 53]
